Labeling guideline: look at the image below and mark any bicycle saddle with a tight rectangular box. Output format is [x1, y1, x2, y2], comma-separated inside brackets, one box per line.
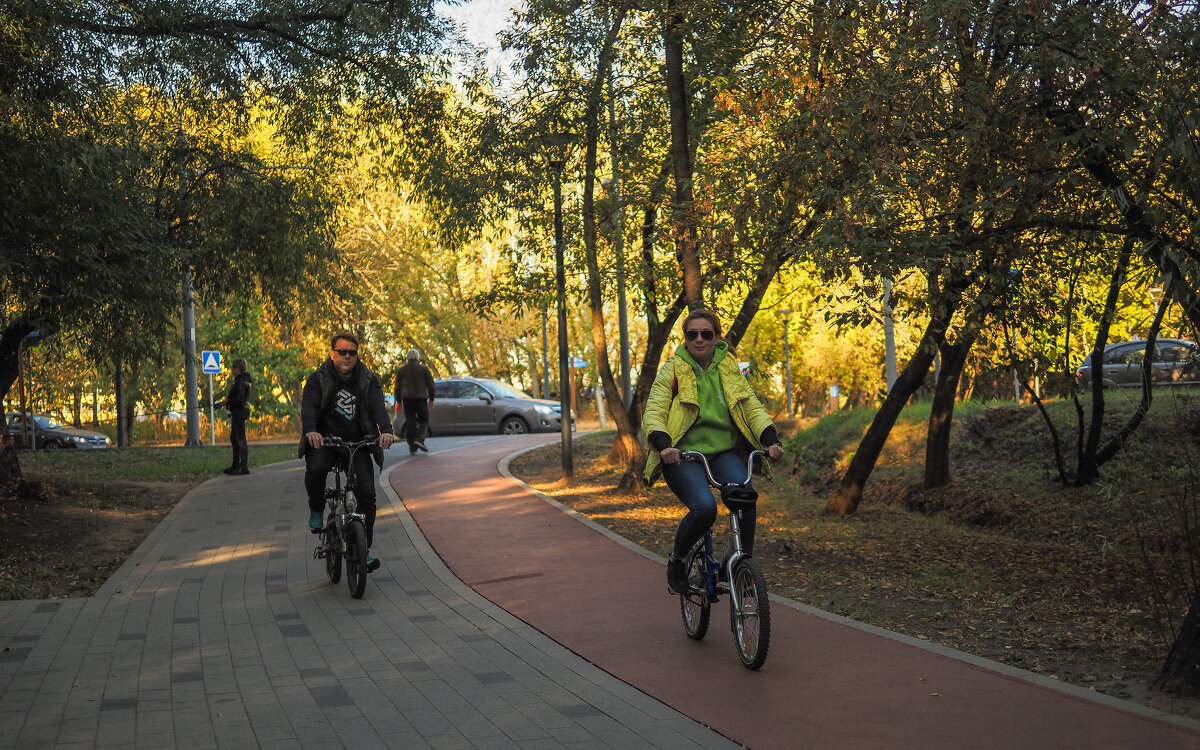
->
[721, 486, 758, 510]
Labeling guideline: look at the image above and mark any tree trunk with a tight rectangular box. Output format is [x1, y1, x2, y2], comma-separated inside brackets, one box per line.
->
[0, 322, 37, 486]
[664, 0, 702, 310]
[1159, 582, 1200, 696]
[1076, 236, 1132, 486]
[924, 330, 977, 489]
[826, 276, 966, 516]
[1093, 282, 1170, 467]
[579, 1, 636, 469]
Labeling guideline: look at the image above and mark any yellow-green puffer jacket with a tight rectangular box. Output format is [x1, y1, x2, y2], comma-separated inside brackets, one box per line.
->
[643, 352, 775, 484]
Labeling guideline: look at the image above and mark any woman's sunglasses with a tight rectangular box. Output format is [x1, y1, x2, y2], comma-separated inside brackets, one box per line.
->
[684, 329, 715, 341]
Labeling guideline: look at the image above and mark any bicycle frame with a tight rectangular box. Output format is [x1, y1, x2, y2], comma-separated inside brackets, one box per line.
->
[323, 436, 373, 531]
[680, 450, 764, 613]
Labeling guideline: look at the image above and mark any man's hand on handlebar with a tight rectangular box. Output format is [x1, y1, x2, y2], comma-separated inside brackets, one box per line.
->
[305, 431, 324, 450]
[378, 433, 394, 450]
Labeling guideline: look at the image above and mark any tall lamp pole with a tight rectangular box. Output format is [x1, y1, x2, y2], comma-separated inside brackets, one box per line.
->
[536, 132, 578, 478]
[541, 308, 551, 400]
[182, 267, 202, 446]
[778, 309, 794, 420]
[176, 124, 203, 447]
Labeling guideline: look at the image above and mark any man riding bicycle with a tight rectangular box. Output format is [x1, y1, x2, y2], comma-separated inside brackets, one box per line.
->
[301, 331, 395, 570]
[643, 310, 784, 595]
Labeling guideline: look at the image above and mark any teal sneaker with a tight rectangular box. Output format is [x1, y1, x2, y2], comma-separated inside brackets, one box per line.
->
[308, 511, 323, 531]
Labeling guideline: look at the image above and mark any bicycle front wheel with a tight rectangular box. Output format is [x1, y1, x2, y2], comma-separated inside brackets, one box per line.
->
[680, 545, 711, 640]
[344, 519, 368, 599]
[730, 557, 770, 669]
[325, 521, 342, 585]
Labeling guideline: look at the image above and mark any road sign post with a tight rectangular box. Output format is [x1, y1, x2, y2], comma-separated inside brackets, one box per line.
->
[202, 351, 222, 446]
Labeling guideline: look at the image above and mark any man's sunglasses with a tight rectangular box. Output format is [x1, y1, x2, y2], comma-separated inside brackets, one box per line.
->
[334, 348, 359, 357]
[684, 329, 715, 341]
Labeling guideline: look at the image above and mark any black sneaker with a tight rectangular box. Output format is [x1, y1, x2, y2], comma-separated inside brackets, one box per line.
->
[233, 467, 249, 475]
[366, 556, 381, 572]
[666, 555, 689, 595]
[414, 440, 428, 452]
[222, 467, 236, 475]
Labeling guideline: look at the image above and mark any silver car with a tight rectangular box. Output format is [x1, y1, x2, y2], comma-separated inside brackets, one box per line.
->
[1075, 338, 1199, 388]
[424, 377, 568, 435]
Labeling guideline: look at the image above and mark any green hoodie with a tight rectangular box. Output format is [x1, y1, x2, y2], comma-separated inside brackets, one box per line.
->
[674, 342, 736, 455]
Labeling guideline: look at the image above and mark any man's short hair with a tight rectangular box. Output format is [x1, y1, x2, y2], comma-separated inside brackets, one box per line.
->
[407, 348, 420, 361]
[330, 331, 359, 349]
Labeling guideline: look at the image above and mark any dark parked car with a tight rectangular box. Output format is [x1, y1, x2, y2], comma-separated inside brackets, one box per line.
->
[415, 377, 569, 436]
[1075, 338, 1199, 388]
[5, 412, 112, 450]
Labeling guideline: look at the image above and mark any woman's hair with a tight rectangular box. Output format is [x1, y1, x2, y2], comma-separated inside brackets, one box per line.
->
[681, 309, 723, 338]
[231, 357, 247, 371]
[330, 331, 359, 349]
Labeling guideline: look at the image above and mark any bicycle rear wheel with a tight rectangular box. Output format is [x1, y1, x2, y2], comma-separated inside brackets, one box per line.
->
[730, 557, 770, 669]
[680, 545, 711, 640]
[344, 519, 368, 599]
[324, 521, 342, 584]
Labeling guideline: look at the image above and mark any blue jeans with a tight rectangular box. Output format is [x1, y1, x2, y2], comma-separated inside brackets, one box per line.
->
[662, 450, 756, 558]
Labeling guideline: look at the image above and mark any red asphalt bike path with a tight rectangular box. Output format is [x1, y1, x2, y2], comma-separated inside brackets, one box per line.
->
[389, 433, 1200, 749]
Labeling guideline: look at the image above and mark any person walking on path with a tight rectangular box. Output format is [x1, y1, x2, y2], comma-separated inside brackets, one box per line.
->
[215, 357, 252, 475]
[394, 347, 435, 454]
[301, 331, 395, 569]
[643, 309, 784, 595]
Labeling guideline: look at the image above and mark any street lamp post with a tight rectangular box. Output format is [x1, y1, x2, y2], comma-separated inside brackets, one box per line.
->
[182, 267, 202, 446]
[536, 132, 578, 478]
[541, 307, 551, 399]
[778, 309, 794, 420]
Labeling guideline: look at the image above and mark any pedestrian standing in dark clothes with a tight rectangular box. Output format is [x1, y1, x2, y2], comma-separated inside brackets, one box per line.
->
[216, 357, 253, 475]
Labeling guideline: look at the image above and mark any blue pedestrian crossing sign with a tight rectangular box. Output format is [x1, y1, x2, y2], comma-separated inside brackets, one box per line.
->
[201, 350, 222, 374]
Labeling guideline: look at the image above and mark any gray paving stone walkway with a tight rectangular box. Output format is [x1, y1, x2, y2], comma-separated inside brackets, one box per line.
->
[0, 447, 737, 749]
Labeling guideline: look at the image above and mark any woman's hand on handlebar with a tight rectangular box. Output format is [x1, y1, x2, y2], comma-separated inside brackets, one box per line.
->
[659, 446, 682, 465]
[766, 443, 783, 462]
[305, 431, 324, 450]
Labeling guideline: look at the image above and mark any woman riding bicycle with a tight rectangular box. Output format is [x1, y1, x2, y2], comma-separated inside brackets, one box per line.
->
[643, 309, 784, 595]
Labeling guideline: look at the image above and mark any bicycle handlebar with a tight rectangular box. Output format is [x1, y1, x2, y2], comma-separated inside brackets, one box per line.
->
[679, 449, 765, 488]
[320, 436, 379, 450]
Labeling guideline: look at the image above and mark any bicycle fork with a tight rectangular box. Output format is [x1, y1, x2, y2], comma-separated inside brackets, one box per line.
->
[724, 510, 748, 615]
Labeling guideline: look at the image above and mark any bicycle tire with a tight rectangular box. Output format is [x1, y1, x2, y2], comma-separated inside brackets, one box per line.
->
[730, 557, 770, 669]
[325, 520, 342, 585]
[680, 545, 711, 640]
[344, 519, 368, 599]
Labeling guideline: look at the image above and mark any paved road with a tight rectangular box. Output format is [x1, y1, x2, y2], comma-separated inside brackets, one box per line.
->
[0, 435, 734, 749]
[2, 432, 1199, 749]
[395, 434, 1200, 750]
